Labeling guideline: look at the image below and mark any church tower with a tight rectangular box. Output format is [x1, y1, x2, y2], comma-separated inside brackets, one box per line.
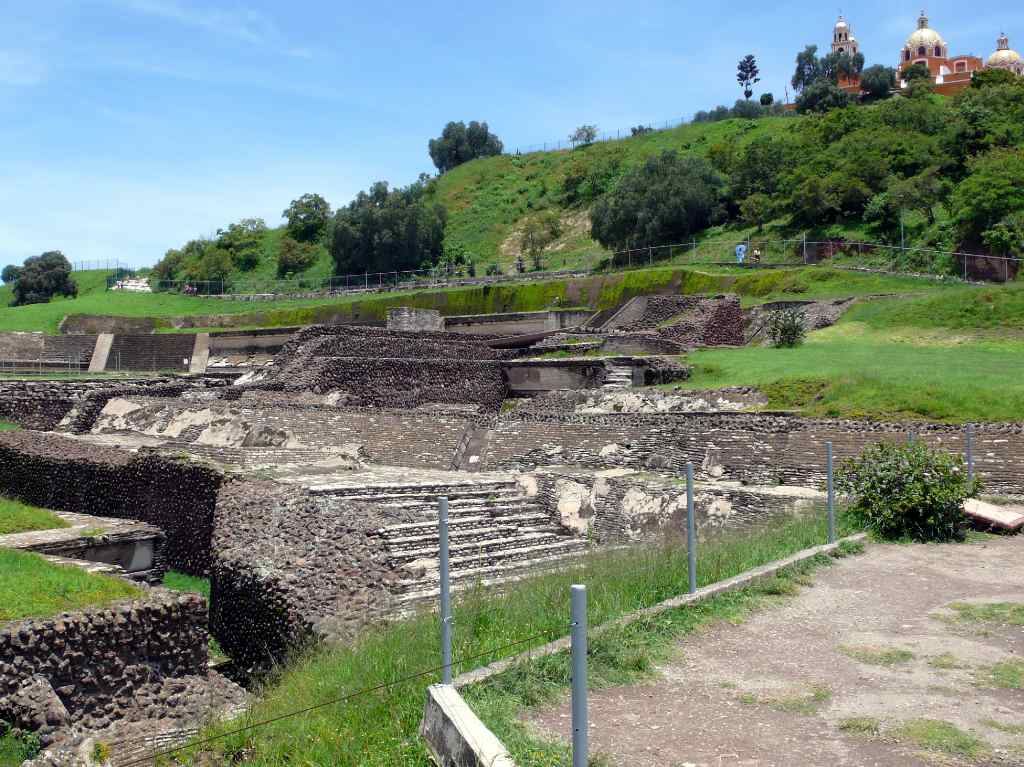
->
[832, 15, 859, 56]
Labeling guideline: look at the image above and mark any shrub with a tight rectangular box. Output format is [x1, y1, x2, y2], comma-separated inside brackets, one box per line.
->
[10, 251, 77, 307]
[277, 236, 318, 277]
[765, 309, 807, 347]
[835, 441, 980, 542]
[485, 263, 501, 276]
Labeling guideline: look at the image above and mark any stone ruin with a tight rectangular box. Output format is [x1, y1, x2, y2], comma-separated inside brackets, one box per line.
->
[1, 293, 1021, 761]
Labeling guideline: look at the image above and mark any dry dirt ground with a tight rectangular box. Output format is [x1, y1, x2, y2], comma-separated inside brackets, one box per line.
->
[529, 536, 1024, 767]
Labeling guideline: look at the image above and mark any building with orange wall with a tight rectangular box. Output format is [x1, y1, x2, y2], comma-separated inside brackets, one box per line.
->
[826, 11, 1022, 99]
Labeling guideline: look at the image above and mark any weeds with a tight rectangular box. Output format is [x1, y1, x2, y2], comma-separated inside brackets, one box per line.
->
[891, 719, 990, 759]
[840, 645, 915, 667]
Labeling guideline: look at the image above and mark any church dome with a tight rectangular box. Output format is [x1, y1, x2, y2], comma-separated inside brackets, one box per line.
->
[905, 11, 946, 51]
[988, 34, 1023, 68]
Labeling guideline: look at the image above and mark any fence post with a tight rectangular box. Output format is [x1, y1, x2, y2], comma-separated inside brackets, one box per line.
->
[686, 462, 697, 594]
[803, 234, 808, 264]
[826, 442, 835, 544]
[438, 496, 453, 685]
[966, 424, 974, 483]
[908, 432, 915, 445]
[570, 584, 588, 767]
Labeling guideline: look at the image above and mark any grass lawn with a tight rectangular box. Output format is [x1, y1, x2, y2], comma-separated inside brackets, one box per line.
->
[680, 315, 1024, 422]
[162, 570, 211, 600]
[0, 497, 70, 535]
[0, 549, 141, 622]
[180, 511, 856, 766]
[0, 422, 18, 431]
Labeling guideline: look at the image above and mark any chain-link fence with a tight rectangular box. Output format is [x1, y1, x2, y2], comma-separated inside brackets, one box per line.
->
[113, 237, 1020, 299]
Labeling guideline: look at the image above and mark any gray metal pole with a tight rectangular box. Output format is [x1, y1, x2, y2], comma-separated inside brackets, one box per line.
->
[686, 462, 697, 594]
[570, 584, 588, 767]
[908, 432, 915, 445]
[439, 496, 453, 685]
[966, 424, 974, 483]
[826, 442, 836, 544]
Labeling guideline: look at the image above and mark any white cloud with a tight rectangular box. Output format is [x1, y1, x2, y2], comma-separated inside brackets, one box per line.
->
[113, 0, 319, 58]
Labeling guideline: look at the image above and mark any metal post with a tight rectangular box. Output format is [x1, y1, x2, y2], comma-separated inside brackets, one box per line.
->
[908, 432, 915, 445]
[966, 424, 974, 483]
[686, 462, 697, 594]
[438, 496, 453, 685]
[570, 584, 588, 767]
[826, 442, 835, 544]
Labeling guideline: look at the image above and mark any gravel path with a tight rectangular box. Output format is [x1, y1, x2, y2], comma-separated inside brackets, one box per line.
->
[529, 535, 1024, 766]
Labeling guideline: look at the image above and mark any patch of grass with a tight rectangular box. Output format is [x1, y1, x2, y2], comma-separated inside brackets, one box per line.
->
[980, 719, 1024, 735]
[891, 719, 991, 759]
[183, 514, 861, 767]
[755, 684, 833, 715]
[840, 645, 915, 667]
[839, 717, 882, 736]
[680, 321, 1024, 422]
[0, 726, 39, 767]
[0, 549, 141, 622]
[0, 422, 18, 432]
[163, 571, 211, 601]
[947, 602, 1024, 627]
[976, 659, 1024, 690]
[928, 653, 965, 670]
[0, 497, 70, 535]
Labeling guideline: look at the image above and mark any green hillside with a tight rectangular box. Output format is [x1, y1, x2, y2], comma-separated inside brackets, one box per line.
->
[430, 117, 795, 270]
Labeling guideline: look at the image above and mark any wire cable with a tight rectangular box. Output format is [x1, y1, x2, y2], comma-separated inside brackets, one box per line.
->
[119, 629, 561, 766]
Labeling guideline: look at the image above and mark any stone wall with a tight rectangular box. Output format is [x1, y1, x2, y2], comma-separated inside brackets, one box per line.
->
[210, 480, 413, 670]
[387, 307, 444, 332]
[600, 295, 744, 347]
[0, 431, 223, 575]
[0, 591, 207, 743]
[523, 468, 823, 543]
[481, 413, 1024, 494]
[58, 315, 158, 335]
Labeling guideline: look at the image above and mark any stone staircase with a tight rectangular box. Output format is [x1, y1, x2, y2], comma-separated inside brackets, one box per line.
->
[320, 479, 589, 607]
[602, 363, 634, 389]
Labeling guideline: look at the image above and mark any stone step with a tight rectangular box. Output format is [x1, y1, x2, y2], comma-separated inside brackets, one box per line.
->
[376, 500, 542, 516]
[393, 538, 588, 587]
[383, 523, 526, 549]
[379, 512, 553, 537]
[394, 545, 590, 604]
[314, 484, 519, 501]
[388, 530, 568, 565]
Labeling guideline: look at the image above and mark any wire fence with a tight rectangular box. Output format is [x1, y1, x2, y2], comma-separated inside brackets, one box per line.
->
[107, 237, 1021, 300]
[70, 258, 131, 273]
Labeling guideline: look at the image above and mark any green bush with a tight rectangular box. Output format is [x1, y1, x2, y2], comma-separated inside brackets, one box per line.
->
[765, 309, 807, 347]
[835, 441, 979, 542]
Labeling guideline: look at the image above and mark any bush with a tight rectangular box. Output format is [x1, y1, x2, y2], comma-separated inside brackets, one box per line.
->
[10, 251, 77, 306]
[485, 263, 501, 276]
[835, 441, 979, 542]
[765, 309, 807, 347]
[277, 236, 317, 277]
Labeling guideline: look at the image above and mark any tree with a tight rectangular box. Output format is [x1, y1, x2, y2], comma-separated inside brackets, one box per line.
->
[590, 151, 724, 251]
[791, 45, 823, 94]
[950, 148, 1024, 246]
[737, 54, 760, 100]
[739, 193, 775, 232]
[569, 125, 598, 147]
[796, 79, 849, 114]
[428, 120, 504, 174]
[276, 236, 317, 277]
[903, 62, 931, 83]
[630, 125, 653, 136]
[982, 214, 1024, 258]
[521, 211, 562, 271]
[1, 265, 21, 283]
[10, 251, 77, 306]
[759, 93, 774, 106]
[216, 217, 267, 271]
[836, 51, 865, 81]
[971, 68, 1020, 90]
[888, 167, 945, 225]
[731, 98, 764, 119]
[860, 65, 897, 102]
[329, 177, 446, 275]
[283, 193, 331, 243]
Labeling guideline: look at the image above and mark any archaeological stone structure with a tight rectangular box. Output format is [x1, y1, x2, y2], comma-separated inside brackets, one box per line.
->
[1, 290, 1021, 761]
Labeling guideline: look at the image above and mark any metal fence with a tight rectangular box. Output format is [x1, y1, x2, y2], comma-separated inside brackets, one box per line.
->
[114, 237, 1021, 299]
[70, 258, 130, 272]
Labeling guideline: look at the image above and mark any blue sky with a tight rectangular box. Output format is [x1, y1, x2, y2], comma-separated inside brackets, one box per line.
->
[1, 1, 1021, 268]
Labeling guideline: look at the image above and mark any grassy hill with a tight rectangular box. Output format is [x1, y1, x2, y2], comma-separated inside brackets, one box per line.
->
[430, 117, 796, 270]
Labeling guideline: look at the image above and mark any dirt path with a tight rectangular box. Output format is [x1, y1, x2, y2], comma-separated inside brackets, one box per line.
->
[529, 536, 1024, 766]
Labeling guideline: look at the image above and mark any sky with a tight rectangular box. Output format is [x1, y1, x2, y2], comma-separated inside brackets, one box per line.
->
[1, 1, 1022, 268]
